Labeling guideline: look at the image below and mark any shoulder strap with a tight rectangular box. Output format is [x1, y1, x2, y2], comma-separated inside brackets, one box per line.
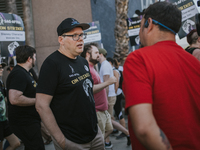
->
[185, 47, 199, 54]
[118, 70, 123, 89]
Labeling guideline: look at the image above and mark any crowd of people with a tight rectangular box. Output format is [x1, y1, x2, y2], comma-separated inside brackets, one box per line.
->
[0, 1, 200, 150]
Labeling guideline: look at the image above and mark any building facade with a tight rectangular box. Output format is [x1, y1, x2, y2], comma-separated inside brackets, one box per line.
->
[0, 0, 156, 71]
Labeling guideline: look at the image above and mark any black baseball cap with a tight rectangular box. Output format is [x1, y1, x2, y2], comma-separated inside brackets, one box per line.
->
[57, 18, 90, 36]
[0, 57, 7, 68]
[0, 62, 6, 68]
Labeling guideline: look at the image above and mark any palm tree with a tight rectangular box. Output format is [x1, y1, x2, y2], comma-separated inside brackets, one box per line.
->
[5, 0, 37, 72]
[22, 0, 35, 48]
[114, 0, 129, 64]
[5, 0, 35, 47]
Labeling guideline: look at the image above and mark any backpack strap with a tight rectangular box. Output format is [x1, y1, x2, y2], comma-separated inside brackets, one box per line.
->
[185, 47, 199, 54]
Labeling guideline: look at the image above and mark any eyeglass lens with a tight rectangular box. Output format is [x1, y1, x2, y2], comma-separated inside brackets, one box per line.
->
[73, 33, 86, 41]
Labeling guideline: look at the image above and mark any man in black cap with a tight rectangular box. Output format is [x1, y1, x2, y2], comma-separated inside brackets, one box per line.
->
[36, 18, 104, 150]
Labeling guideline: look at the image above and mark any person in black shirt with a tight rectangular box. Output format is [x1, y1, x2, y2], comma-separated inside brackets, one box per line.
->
[6, 45, 45, 150]
[36, 18, 104, 150]
[0, 61, 20, 150]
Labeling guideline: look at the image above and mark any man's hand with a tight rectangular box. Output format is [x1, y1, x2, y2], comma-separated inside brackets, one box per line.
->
[59, 138, 67, 149]
[106, 76, 117, 85]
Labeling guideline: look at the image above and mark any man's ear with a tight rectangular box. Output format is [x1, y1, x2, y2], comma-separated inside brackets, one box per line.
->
[197, 37, 200, 43]
[86, 52, 90, 58]
[146, 18, 154, 33]
[27, 56, 32, 63]
[58, 36, 64, 45]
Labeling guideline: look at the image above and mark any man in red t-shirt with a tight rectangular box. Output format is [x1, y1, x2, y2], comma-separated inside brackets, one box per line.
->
[123, 2, 200, 150]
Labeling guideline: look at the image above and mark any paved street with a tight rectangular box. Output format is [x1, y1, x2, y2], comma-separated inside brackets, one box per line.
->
[16, 131, 132, 150]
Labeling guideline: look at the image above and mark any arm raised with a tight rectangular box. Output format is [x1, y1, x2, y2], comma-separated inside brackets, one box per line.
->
[93, 76, 116, 94]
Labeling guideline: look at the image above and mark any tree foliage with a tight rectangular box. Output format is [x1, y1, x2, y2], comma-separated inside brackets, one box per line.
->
[114, 0, 129, 64]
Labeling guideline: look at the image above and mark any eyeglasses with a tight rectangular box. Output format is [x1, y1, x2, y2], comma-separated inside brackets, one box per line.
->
[62, 33, 87, 41]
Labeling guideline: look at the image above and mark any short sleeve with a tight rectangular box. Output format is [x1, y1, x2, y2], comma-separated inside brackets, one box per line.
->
[9, 71, 27, 92]
[123, 52, 153, 111]
[36, 58, 58, 96]
[102, 63, 111, 76]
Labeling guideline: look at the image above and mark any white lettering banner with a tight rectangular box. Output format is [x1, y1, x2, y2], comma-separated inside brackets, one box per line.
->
[128, 28, 140, 37]
[182, 4, 198, 21]
[84, 33, 101, 44]
[0, 30, 25, 41]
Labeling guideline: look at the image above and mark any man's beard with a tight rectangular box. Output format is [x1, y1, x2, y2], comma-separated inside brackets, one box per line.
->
[32, 61, 35, 67]
[89, 56, 99, 65]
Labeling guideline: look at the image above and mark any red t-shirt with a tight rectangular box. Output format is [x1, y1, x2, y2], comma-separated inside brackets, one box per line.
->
[89, 64, 108, 112]
[123, 41, 200, 150]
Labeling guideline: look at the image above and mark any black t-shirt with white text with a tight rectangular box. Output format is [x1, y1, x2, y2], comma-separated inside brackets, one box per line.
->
[36, 51, 98, 144]
[6, 65, 40, 126]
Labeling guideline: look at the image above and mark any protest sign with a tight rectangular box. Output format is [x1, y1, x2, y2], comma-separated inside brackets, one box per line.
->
[84, 21, 102, 46]
[126, 17, 141, 46]
[0, 12, 25, 57]
[168, 0, 198, 39]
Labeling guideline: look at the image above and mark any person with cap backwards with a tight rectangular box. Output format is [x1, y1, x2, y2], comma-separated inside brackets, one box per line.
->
[185, 29, 200, 61]
[123, 1, 200, 150]
[6, 45, 43, 150]
[0, 60, 20, 150]
[36, 18, 104, 150]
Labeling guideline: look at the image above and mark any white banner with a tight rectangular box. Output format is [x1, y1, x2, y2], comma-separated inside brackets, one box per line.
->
[0, 30, 25, 41]
[84, 33, 101, 44]
[128, 28, 140, 37]
[182, 4, 198, 22]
